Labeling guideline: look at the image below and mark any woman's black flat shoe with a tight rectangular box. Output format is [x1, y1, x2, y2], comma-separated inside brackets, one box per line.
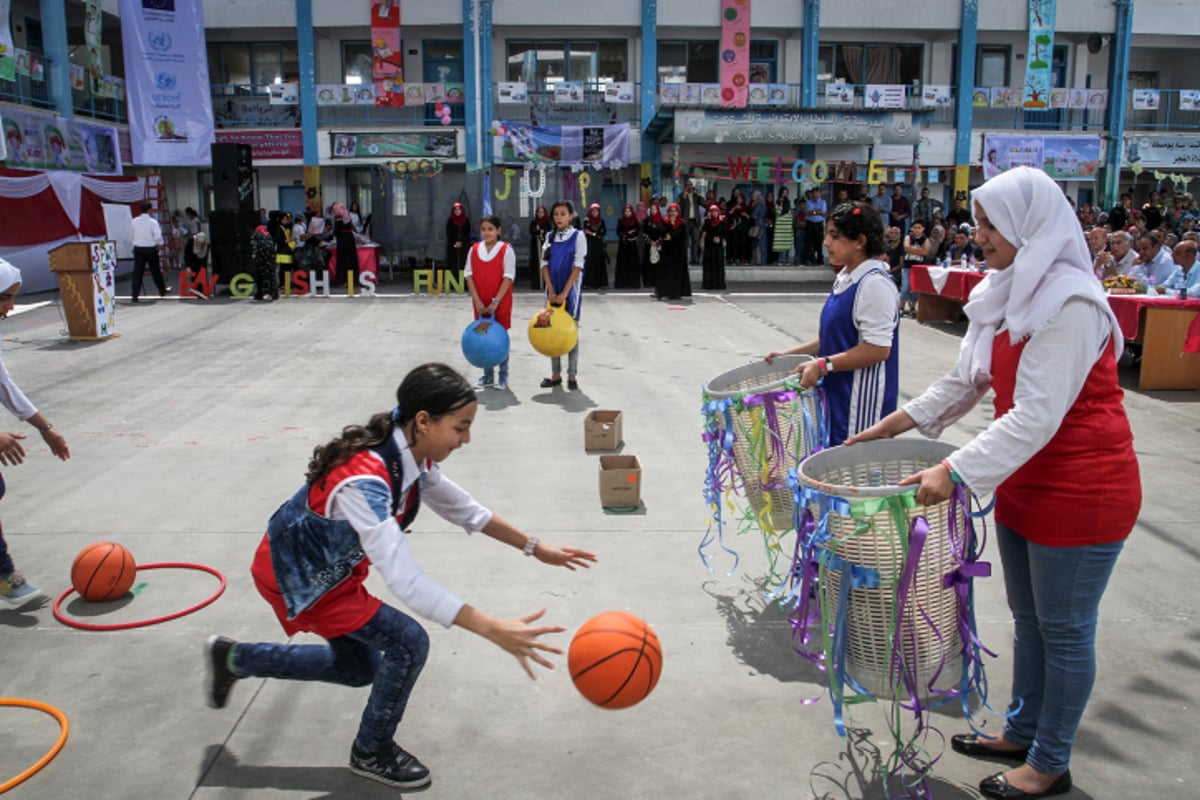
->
[539, 377, 562, 388]
[979, 770, 1071, 799]
[951, 734, 1029, 761]
[567, 378, 579, 391]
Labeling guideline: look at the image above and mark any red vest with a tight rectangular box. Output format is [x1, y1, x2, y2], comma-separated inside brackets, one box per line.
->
[469, 242, 513, 328]
[251, 450, 422, 637]
[991, 332, 1140, 546]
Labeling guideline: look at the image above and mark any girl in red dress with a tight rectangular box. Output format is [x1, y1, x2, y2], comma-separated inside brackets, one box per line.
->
[465, 215, 516, 391]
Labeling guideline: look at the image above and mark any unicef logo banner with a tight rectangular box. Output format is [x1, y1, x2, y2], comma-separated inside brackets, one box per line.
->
[119, 0, 213, 165]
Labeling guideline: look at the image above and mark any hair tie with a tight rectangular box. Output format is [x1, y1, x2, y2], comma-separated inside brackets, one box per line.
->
[852, 207, 862, 215]
[390, 405, 402, 424]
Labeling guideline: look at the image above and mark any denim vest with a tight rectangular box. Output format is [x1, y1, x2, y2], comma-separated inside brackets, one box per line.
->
[266, 434, 420, 620]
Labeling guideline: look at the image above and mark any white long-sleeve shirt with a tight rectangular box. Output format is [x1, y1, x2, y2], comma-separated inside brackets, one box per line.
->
[131, 213, 164, 248]
[903, 298, 1113, 497]
[0, 355, 37, 421]
[325, 430, 493, 628]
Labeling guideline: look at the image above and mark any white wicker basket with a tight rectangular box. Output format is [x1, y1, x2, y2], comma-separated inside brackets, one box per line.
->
[797, 438, 965, 700]
[703, 355, 823, 532]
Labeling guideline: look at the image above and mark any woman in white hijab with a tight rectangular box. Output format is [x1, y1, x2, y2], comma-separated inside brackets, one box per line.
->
[847, 168, 1139, 800]
[0, 259, 71, 608]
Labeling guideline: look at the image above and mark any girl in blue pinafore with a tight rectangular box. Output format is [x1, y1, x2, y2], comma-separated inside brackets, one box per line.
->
[539, 200, 587, 391]
[764, 201, 900, 445]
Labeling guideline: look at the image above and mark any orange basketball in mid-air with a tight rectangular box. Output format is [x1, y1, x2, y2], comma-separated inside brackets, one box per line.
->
[71, 542, 137, 602]
[568, 611, 662, 709]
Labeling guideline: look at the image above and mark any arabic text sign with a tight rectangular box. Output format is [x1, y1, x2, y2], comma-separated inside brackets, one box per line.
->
[673, 109, 921, 145]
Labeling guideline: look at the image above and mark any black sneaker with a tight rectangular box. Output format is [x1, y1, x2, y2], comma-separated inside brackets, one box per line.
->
[205, 635, 239, 709]
[349, 742, 431, 789]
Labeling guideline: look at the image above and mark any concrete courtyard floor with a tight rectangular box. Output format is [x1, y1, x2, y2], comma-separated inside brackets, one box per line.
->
[0, 276, 1197, 799]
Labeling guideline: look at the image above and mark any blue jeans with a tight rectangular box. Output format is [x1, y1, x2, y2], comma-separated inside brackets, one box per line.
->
[482, 355, 509, 384]
[232, 604, 430, 752]
[551, 340, 579, 378]
[900, 266, 916, 305]
[996, 522, 1124, 775]
[0, 473, 12, 576]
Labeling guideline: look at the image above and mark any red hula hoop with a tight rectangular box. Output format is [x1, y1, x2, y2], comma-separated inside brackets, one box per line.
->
[53, 561, 227, 631]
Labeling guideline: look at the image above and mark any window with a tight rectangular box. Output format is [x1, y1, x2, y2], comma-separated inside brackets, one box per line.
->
[829, 43, 923, 85]
[749, 41, 777, 83]
[657, 41, 718, 83]
[207, 43, 299, 92]
[342, 43, 372, 85]
[978, 46, 1009, 86]
[505, 41, 627, 84]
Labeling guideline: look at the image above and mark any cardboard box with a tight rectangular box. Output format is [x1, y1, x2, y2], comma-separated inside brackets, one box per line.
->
[584, 409, 624, 451]
[599, 455, 642, 509]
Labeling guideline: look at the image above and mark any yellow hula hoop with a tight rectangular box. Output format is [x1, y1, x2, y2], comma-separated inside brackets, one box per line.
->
[0, 698, 70, 793]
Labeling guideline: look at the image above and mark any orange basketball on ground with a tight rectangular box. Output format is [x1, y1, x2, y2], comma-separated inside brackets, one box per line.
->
[71, 542, 137, 602]
[568, 611, 662, 709]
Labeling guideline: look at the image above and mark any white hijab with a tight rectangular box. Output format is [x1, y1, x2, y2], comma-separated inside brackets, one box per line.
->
[955, 167, 1122, 384]
[0, 258, 22, 293]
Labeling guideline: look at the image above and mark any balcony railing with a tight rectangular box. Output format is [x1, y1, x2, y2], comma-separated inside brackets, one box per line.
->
[205, 81, 1200, 134]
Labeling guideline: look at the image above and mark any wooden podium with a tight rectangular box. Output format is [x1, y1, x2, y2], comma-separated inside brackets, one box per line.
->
[48, 241, 119, 341]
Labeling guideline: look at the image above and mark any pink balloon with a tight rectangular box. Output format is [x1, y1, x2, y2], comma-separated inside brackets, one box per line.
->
[440, 116, 452, 125]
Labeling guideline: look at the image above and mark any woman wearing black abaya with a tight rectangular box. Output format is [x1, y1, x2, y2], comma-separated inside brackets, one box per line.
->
[445, 203, 471, 274]
[614, 204, 642, 289]
[700, 205, 727, 290]
[527, 205, 552, 290]
[656, 203, 690, 300]
[581, 204, 608, 289]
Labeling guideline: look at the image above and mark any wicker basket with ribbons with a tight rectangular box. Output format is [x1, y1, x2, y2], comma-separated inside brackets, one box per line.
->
[700, 356, 827, 580]
[788, 438, 994, 792]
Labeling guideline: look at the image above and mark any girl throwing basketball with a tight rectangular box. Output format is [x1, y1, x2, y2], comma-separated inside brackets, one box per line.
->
[205, 363, 595, 789]
[465, 215, 516, 391]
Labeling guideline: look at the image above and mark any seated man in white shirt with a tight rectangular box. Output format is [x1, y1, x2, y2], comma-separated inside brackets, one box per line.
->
[1130, 231, 1176, 287]
[1108, 231, 1137, 277]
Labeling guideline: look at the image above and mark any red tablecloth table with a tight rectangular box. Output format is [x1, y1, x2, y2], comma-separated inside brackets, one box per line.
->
[909, 264, 988, 322]
[1106, 294, 1200, 390]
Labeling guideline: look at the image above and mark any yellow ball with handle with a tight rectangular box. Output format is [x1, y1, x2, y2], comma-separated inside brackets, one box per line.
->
[527, 303, 579, 358]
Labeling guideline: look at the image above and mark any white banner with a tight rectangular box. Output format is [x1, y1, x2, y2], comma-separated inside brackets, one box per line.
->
[119, 0, 215, 165]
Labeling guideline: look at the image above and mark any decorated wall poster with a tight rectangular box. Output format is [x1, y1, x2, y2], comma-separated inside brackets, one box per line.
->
[682, 83, 701, 105]
[268, 82, 299, 105]
[971, 88, 990, 108]
[0, 0, 14, 82]
[1042, 136, 1101, 179]
[1086, 89, 1108, 111]
[1023, 0, 1056, 109]
[444, 83, 465, 104]
[89, 241, 117, 339]
[922, 85, 951, 109]
[553, 82, 584, 105]
[317, 84, 358, 106]
[498, 122, 630, 168]
[14, 48, 28, 76]
[1133, 89, 1160, 110]
[826, 83, 854, 107]
[659, 83, 681, 106]
[402, 82, 424, 106]
[719, 0, 751, 108]
[1067, 89, 1088, 109]
[374, 79, 403, 108]
[86, 0, 104, 93]
[118, 0, 215, 165]
[70, 64, 87, 91]
[28, 53, 43, 81]
[371, 0, 402, 82]
[331, 131, 459, 160]
[603, 82, 634, 104]
[0, 109, 121, 173]
[983, 134, 1100, 180]
[499, 82, 529, 103]
[766, 84, 788, 106]
[865, 84, 907, 110]
[747, 84, 768, 106]
[700, 83, 722, 106]
[1180, 91, 1200, 112]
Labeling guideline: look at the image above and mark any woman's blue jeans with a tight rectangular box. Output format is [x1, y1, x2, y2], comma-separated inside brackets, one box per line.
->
[232, 604, 430, 753]
[995, 522, 1124, 775]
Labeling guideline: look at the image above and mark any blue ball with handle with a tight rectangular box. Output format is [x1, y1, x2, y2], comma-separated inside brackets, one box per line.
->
[461, 315, 510, 369]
